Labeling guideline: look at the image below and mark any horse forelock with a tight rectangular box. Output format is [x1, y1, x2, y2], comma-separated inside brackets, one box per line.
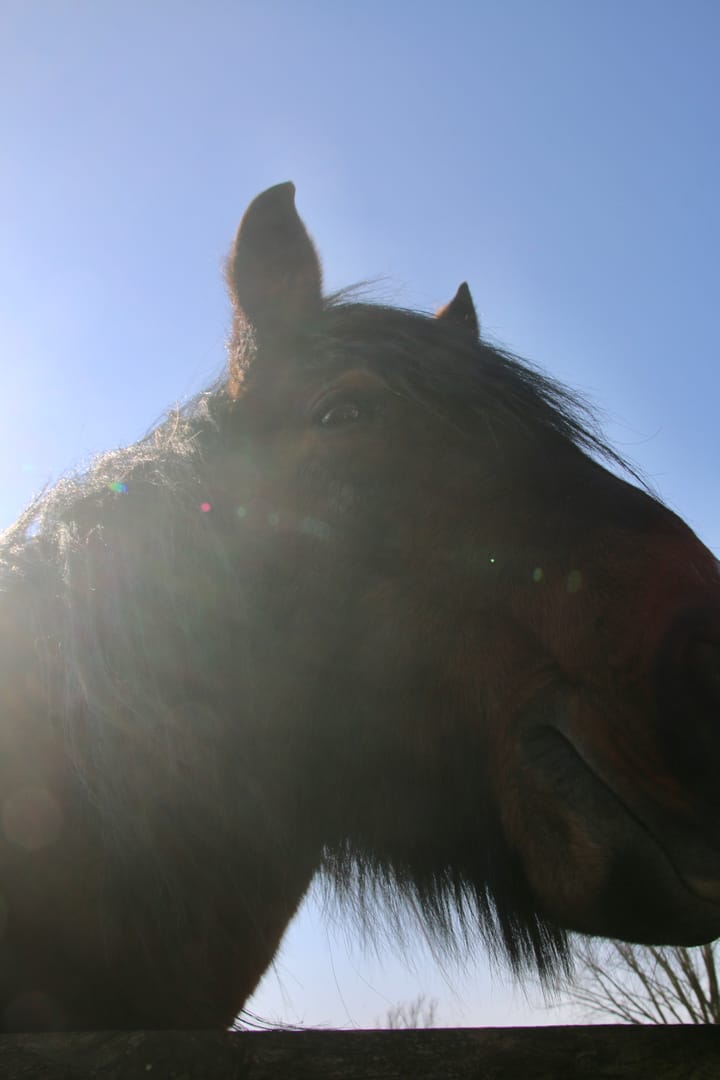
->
[292, 296, 646, 489]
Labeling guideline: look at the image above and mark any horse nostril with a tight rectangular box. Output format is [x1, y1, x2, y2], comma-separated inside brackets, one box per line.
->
[655, 609, 720, 793]
[687, 640, 720, 706]
[660, 605, 720, 699]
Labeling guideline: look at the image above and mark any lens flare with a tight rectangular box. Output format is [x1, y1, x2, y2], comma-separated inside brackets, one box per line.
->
[567, 569, 583, 593]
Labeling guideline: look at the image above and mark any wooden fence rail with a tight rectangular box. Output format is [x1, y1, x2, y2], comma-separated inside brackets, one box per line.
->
[0, 1026, 718, 1079]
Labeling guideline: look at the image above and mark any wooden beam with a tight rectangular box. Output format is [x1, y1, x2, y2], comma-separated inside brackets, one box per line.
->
[0, 1025, 717, 1079]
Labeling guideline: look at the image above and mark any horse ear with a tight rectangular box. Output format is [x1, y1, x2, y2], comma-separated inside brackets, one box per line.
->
[436, 282, 479, 340]
[226, 181, 323, 344]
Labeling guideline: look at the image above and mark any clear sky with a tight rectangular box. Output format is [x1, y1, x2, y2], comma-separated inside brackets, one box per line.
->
[1, 0, 718, 1028]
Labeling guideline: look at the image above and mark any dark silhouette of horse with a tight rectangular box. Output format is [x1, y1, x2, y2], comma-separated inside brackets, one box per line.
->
[0, 183, 718, 1032]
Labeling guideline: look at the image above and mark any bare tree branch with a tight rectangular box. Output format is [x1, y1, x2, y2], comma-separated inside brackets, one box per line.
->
[703, 945, 720, 1022]
[379, 995, 439, 1030]
[561, 940, 720, 1026]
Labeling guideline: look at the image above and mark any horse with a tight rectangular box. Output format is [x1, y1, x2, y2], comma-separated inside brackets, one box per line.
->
[0, 183, 718, 1032]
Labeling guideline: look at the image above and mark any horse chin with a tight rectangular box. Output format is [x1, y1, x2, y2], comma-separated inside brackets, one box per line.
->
[516, 717, 720, 948]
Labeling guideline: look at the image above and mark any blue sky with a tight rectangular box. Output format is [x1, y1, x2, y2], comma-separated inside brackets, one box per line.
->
[1, 1, 718, 1027]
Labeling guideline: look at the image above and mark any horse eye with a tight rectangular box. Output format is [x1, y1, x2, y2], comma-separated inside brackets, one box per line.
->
[319, 402, 363, 428]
